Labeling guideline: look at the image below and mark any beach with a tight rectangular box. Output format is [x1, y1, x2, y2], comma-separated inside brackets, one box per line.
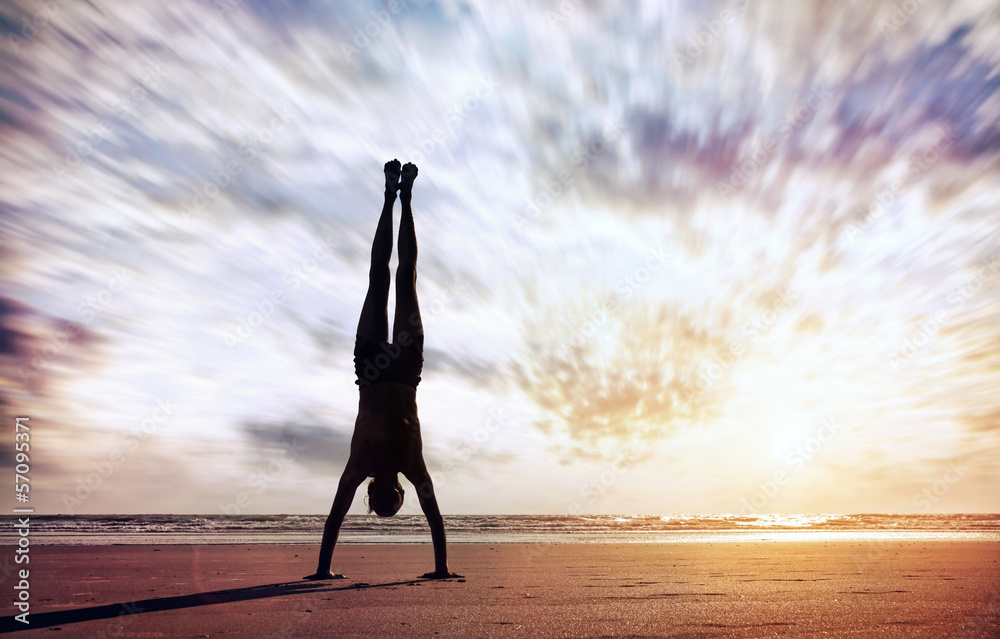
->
[3, 541, 998, 637]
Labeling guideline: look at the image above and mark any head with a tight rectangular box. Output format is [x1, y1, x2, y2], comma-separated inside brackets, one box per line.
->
[367, 475, 404, 517]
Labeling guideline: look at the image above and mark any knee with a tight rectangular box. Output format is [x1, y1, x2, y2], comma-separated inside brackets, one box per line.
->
[369, 267, 390, 286]
[395, 263, 416, 281]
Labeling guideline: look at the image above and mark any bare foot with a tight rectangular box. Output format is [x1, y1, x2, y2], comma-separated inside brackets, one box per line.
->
[384, 159, 401, 192]
[303, 572, 348, 580]
[400, 162, 418, 195]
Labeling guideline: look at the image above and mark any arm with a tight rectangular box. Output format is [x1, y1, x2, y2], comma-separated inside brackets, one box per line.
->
[305, 464, 366, 580]
[405, 464, 462, 579]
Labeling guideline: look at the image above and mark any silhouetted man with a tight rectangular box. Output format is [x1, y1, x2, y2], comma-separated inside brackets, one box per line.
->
[305, 160, 460, 581]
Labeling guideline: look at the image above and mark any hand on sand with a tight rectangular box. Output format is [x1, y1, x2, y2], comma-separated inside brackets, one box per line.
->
[420, 570, 463, 580]
[303, 572, 348, 580]
[384, 159, 401, 192]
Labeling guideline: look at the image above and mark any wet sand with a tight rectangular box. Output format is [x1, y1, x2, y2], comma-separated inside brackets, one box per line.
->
[2, 541, 998, 637]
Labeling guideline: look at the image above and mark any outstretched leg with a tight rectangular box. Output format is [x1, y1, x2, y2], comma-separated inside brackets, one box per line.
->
[357, 159, 400, 343]
[393, 162, 423, 341]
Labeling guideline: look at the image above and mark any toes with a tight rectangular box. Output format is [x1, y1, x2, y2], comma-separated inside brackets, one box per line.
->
[401, 163, 418, 180]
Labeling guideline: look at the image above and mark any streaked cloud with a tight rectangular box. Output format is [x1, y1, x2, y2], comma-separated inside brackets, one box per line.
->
[0, 0, 998, 514]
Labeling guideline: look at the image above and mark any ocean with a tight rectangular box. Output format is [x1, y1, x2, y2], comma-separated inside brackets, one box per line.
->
[2, 514, 998, 546]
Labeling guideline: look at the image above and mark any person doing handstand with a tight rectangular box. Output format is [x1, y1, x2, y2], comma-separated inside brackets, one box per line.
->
[305, 160, 460, 581]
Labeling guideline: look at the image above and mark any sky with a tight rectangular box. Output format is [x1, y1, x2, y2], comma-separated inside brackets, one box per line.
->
[1, 0, 999, 516]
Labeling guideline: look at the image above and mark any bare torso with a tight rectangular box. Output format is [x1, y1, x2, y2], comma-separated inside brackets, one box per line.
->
[351, 381, 422, 475]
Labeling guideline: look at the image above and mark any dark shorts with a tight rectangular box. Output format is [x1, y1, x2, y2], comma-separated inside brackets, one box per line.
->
[354, 334, 424, 389]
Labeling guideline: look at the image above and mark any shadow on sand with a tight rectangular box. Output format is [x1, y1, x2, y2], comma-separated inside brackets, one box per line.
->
[0, 578, 431, 633]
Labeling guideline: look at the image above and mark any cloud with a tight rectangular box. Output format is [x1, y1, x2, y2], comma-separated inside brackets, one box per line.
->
[1, 0, 998, 514]
[514, 300, 732, 454]
[422, 346, 497, 386]
[0, 295, 103, 398]
[239, 416, 354, 472]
